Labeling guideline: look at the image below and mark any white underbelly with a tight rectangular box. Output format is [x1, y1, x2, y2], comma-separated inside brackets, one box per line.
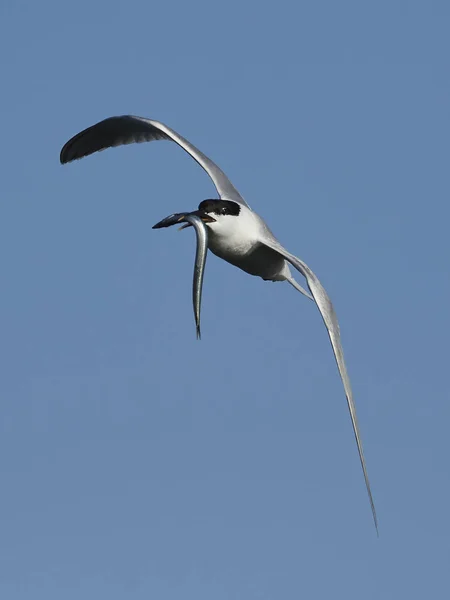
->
[208, 236, 287, 281]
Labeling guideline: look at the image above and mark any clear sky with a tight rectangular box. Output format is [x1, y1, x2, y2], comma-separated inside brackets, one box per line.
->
[1, 1, 449, 598]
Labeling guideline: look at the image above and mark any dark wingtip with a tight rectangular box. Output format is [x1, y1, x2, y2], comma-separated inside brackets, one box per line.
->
[60, 125, 88, 164]
[59, 140, 69, 164]
[59, 148, 69, 164]
[59, 115, 128, 165]
[60, 134, 80, 164]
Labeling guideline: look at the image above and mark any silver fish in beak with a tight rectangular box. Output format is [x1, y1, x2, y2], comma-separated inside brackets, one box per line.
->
[153, 210, 214, 339]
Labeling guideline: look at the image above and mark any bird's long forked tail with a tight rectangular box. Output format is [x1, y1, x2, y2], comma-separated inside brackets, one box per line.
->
[286, 275, 314, 300]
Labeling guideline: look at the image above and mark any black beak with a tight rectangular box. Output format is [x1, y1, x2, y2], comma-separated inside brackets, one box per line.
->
[152, 210, 216, 229]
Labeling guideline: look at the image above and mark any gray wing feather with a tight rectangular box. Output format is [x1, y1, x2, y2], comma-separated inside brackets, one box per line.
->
[262, 237, 378, 534]
[60, 115, 247, 206]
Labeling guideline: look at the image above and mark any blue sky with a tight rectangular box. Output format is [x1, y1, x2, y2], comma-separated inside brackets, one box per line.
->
[1, 1, 449, 598]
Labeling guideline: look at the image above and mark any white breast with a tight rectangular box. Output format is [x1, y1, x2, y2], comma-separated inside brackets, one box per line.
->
[205, 205, 262, 258]
[205, 205, 289, 281]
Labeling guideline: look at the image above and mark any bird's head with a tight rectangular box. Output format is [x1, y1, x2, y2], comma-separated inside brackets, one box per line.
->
[152, 199, 241, 231]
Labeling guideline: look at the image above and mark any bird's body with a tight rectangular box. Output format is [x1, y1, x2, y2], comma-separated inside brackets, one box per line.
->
[203, 204, 290, 281]
[60, 114, 378, 533]
[216, 242, 290, 282]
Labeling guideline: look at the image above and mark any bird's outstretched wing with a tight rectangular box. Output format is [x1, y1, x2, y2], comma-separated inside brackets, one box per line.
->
[262, 237, 378, 533]
[60, 115, 247, 206]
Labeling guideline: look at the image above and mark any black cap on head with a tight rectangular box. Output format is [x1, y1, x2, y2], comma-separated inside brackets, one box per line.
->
[198, 199, 241, 217]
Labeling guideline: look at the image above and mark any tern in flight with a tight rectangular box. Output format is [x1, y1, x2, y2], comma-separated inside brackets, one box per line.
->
[60, 115, 378, 532]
